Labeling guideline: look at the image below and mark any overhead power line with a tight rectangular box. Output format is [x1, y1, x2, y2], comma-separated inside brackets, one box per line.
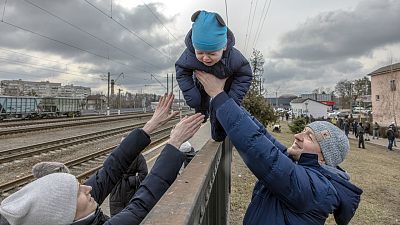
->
[243, 0, 254, 53]
[0, 56, 99, 78]
[84, 0, 172, 61]
[253, 0, 272, 48]
[224, 0, 229, 26]
[23, 0, 162, 71]
[141, 1, 179, 41]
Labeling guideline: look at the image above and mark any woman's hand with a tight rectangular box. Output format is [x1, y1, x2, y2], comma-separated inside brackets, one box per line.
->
[143, 93, 179, 135]
[195, 70, 227, 98]
[168, 113, 205, 149]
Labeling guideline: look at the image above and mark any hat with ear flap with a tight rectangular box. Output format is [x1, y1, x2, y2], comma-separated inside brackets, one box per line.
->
[191, 10, 227, 52]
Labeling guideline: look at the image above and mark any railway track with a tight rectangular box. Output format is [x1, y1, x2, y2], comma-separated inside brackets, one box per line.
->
[0, 127, 172, 199]
[0, 112, 143, 128]
[0, 119, 179, 164]
[0, 112, 154, 136]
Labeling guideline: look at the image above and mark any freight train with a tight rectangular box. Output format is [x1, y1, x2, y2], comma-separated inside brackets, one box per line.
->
[0, 96, 84, 120]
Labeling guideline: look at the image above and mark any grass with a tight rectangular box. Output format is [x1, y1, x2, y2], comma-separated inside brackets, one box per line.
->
[229, 121, 400, 225]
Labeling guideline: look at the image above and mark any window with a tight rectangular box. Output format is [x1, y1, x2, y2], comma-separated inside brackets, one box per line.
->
[376, 95, 380, 101]
[390, 80, 396, 91]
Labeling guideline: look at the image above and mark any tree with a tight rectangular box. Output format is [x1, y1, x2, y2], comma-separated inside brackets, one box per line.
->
[243, 49, 277, 126]
[288, 117, 307, 134]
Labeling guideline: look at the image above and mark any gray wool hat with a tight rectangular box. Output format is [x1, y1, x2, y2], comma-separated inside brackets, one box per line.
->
[32, 161, 70, 179]
[0, 173, 78, 225]
[307, 121, 349, 167]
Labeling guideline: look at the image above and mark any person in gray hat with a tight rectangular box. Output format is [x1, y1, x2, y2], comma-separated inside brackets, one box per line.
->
[31, 161, 70, 179]
[197, 71, 363, 225]
[0, 93, 204, 225]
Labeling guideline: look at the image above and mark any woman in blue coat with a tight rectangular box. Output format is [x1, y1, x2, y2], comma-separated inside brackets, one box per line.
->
[0, 94, 205, 225]
[176, 10, 252, 142]
[196, 72, 363, 225]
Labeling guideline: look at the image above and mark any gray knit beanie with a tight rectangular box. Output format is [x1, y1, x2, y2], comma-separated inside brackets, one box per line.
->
[32, 161, 70, 179]
[0, 173, 78, 225]
[307, 121, 349, 167]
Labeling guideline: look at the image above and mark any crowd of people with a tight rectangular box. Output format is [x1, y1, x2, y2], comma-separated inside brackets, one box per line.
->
[332, 116, 398, 151]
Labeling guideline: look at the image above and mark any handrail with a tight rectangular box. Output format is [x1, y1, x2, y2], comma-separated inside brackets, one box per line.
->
[142, 139, 232, 225]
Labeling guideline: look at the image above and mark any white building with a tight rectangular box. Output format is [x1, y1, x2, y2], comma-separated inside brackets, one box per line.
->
[0, 79, 90, 98]
[290, 98, 330, 119]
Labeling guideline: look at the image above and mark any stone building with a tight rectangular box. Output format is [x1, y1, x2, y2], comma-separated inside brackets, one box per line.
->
[369, 62, 399, 126]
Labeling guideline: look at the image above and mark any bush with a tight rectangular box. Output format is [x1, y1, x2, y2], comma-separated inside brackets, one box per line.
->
[289, 117, 307, 134]
[243, 92, 277, 126]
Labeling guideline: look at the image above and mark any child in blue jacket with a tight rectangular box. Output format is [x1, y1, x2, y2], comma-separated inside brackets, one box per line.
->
[176, 10, 252, 141]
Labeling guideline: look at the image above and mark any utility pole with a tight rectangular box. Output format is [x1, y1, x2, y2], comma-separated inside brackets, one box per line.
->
[171, 73, 174, 95]
[107, 72, 110, 116]
[167, 73, 169, 94]
[118, 88, 122, 115]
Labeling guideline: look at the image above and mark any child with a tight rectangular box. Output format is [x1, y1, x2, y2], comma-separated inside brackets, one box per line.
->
[176, 10, 252, 141]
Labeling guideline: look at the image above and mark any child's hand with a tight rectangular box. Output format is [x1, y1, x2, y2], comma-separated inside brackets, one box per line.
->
[195, 71, 227, 98]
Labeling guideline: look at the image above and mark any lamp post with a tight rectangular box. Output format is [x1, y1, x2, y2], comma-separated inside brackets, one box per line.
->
[305, 102, 309, 116]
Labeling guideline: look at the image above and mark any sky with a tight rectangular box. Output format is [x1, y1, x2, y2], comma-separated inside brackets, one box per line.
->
[0, 0, 399, 97]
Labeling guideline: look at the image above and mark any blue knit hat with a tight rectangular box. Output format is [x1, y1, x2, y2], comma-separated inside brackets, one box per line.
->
[307, 121, 349, 167]
[191, 10, 227, 52]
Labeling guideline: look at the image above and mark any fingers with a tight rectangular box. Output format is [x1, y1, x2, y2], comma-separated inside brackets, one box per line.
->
[166, 93, 174, 108]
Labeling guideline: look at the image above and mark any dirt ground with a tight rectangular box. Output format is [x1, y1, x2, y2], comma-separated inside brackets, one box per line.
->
[230, 121, 400, 225]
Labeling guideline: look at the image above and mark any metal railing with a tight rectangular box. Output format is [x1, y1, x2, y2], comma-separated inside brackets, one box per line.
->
[142, 138, 233, 225]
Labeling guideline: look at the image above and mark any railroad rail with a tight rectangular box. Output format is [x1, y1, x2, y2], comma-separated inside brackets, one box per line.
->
[0, 111, 142, 128]
[0, 112, 154, 136]
[0, 127, 172, 199]
[0, 120, 178, 164]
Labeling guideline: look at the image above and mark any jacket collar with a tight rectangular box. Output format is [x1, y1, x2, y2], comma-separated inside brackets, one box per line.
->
[297, 153, 320, 167]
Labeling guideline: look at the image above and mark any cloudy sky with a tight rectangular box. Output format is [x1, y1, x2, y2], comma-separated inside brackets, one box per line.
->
[0, 0, 399, 97]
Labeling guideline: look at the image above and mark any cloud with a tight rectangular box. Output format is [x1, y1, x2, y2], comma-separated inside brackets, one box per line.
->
[0, 0, 182, 93]
[263, 0, 400, 96]
[272, 0, 400, 61]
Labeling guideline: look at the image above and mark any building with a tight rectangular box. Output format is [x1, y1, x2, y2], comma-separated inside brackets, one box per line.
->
[86, 94, 106, 110]
[58, 84, 91, 98]
[290, 98, 330, 119]
[300, 93, 334, 102]
[0, 79, 91, 98]
[368, 62, 399, 126]
[300, 93, 336, 110]
[0, 80, 61, 96]
[266, 94, 298, 109]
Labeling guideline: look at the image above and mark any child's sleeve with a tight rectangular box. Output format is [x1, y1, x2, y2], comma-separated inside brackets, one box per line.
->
[227, 57, 252, 105]
[175, 65, 201, 108]
[175, 50, 201, 108]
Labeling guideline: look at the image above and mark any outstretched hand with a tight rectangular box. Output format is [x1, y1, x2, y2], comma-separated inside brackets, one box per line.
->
[168, 113, 205, 149]
[195, 70, 227, 98]
[143, 93, 179, 134]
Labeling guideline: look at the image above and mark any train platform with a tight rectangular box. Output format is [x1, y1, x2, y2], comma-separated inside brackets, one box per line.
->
[99, 121, 212, 216]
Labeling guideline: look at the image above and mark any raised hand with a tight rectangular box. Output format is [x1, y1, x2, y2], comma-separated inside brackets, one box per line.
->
[168, 113, 205, 149]
[195, 70, 227, 98]
[143, 93, 179, 134]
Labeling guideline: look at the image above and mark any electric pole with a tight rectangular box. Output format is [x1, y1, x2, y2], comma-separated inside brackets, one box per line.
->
[118, 88, 123, 115]
[107, 72, 110, 116]
[167, 73, 169, 94]
[171, 73, 174, 95]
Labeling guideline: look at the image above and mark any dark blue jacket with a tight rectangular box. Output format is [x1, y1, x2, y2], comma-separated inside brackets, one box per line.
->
[175, 29, 252, 108]
[211, 92, 363, 225]
[84, 129, 185, 225]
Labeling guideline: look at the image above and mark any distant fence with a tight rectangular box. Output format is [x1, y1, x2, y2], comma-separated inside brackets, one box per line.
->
[142, 139, 233, 225]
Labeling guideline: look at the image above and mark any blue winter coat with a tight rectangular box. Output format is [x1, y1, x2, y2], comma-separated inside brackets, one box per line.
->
[211, 92, 363, 225]
[84, 128, 185, 225]
[175, 29, 252, 108]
